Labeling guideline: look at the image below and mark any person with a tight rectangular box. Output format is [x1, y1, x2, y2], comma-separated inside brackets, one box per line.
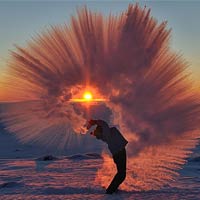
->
[86, 119, 128, 194]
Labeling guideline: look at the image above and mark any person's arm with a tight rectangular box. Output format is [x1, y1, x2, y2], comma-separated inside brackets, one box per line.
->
[86, 119, 110, 141]
[95, 120, 111, 142]
[86, 119, 98, 130]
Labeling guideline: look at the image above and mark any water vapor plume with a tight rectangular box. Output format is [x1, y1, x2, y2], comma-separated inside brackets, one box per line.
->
[1, 4, 200, 191]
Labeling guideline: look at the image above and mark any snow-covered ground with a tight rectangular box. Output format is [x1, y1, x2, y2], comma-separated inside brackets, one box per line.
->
[0, 126, 200, 200]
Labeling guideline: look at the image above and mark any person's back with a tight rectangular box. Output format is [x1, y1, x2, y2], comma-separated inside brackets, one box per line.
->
[107, 127, 128, 155]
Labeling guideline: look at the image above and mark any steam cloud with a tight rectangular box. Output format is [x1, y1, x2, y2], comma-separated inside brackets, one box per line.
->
[1, 4, 200, 190]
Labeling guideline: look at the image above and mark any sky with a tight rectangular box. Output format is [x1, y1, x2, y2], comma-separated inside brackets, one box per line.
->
[0, 0, 200, 82]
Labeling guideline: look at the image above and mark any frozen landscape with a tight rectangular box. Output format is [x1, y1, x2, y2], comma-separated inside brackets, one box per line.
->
[0, 125, 199, 200]
[0, 3, 200, 200]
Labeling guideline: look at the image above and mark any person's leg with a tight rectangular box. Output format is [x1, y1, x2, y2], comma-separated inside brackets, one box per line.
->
[106, 148, 126, 194]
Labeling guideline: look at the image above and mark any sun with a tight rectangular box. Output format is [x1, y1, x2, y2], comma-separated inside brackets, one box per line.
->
[69, 87, 107, 103]
[83, 91, 93, 101]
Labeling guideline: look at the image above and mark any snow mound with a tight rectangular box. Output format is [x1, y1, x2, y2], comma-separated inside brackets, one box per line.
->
[66, 153, 102, 160]
[35, 155, 60, 161]
[0, 181, 23, 189]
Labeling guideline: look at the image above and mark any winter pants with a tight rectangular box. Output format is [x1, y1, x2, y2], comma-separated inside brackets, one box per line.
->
[106, 148, 126, 194]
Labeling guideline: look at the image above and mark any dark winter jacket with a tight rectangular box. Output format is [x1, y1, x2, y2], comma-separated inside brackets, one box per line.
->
[95, 120, 128, 155]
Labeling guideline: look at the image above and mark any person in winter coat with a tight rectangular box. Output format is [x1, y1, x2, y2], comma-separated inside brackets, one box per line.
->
[86, 119, 128, 194]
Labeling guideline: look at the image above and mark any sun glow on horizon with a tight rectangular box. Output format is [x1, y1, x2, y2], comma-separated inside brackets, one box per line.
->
[83, 91, 93, 101]
[69, 88, 107, 103]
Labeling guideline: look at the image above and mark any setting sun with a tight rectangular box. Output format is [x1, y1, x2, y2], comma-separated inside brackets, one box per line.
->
[69, 86, 108, 103]
[83, 91, 93, 101]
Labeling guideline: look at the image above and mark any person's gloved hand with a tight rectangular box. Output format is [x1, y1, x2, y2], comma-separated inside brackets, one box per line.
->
[86, 119, 97, 130]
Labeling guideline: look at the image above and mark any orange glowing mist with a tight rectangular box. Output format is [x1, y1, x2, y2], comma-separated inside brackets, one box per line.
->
[0, 3, 200, 192]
